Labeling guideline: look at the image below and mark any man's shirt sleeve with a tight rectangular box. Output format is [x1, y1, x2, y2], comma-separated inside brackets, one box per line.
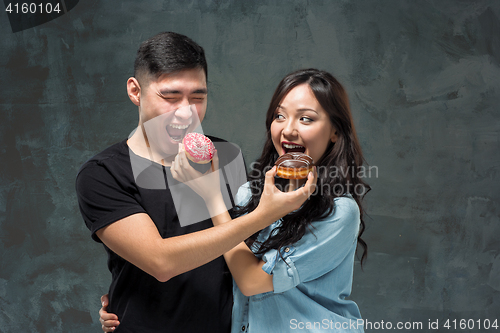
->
[76, 164, 146, 242]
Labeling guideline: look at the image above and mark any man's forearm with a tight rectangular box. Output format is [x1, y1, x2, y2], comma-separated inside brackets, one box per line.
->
[97, 206, 275, 283]
[156, 208, 271, 281]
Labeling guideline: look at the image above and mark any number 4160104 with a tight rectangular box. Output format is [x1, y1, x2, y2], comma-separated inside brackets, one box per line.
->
[443, 319, 498, 330]
[5, 2, 61, 14]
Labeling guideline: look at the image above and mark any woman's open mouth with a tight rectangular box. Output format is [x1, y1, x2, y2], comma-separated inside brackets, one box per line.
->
[282, 142, 305, 154]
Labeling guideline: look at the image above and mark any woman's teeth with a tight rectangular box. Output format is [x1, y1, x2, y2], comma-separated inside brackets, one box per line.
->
[283, 143, 303, 149]
[282, 143, 305, 153]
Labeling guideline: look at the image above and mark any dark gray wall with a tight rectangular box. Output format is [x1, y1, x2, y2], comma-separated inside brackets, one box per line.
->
[1, 1, 499, 332]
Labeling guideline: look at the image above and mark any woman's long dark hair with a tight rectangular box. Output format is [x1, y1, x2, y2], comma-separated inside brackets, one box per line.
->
[236, 68, 370, 266]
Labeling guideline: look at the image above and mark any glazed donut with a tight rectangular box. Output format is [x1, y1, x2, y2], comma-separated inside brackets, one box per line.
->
[182, 133, 215, 164]
[275, 153, 314, 179]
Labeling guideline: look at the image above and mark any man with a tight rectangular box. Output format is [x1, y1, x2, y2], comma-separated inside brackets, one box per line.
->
[76, 32, 314, 332]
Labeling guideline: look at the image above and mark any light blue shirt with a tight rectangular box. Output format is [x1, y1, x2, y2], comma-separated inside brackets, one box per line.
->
[231, 183, 364, 333]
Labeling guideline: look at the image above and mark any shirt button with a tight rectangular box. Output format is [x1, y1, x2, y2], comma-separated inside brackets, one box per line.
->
[284, 247, 290, 253]
[242, 325, 246, 331]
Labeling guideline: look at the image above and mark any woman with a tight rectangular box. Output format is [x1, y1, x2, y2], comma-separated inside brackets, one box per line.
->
[100, 68, 369, 332]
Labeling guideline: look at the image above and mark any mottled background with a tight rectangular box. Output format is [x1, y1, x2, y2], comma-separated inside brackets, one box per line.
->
[1, 1, 499, 332]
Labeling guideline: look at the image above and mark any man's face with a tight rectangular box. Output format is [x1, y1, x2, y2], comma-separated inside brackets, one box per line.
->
[138, 68, 207, 156]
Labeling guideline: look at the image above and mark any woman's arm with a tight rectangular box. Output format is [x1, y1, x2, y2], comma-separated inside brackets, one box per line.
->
[172, 148, 317, 296]
[212, 169, 317, 296]
[96, 151, 316, 330]
[208, 207, 274, 296]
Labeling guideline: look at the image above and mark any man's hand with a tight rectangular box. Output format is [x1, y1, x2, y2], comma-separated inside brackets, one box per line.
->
[171, 143, 223, 203]
[170, 143, 221, 199]
[99, 294, 119, 332]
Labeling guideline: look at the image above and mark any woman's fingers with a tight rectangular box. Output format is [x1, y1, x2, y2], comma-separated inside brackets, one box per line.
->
[99, 311, 119, 331]
[99, 294, 120, 332]
[100, 310, 119, 321]
[101, 319, 119, 332]
[100, 294, 109, 308]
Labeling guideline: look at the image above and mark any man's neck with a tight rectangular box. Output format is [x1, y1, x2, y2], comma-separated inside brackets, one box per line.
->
[127, 126, 176, 166]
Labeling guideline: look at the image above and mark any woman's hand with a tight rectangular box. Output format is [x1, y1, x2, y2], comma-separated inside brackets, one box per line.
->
[170, 143, 222, 203]
[255, 166, 317, 221]
[99, 294, 119, 332]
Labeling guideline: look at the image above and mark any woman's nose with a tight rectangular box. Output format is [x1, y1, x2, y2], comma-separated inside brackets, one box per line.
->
[282, 121, 298, 138]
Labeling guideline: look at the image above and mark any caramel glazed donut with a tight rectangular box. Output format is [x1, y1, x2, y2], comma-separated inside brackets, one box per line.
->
[275, 153, 314, 179]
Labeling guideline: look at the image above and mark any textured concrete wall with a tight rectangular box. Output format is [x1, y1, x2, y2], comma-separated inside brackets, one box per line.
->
[1, 1, 499, 332]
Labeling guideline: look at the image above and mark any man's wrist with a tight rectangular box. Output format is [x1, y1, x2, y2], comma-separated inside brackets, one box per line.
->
[204, 193, 228, 218]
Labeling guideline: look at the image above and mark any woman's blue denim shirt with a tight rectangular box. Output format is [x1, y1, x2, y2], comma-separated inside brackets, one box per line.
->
[231, 183, 364, 333]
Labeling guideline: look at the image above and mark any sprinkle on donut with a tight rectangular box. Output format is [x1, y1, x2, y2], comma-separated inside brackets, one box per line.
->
[182, 133, 215, 164]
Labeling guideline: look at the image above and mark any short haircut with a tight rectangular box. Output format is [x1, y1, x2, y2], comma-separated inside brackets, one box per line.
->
[134, 32, 208, 85]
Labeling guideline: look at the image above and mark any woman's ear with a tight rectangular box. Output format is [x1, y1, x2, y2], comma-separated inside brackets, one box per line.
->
[330, 129, 338, 143]
[127, 77, 141, 106]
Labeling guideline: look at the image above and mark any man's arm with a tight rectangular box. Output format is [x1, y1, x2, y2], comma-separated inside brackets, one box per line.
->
[168, 147, 317, 291]
[97, 167, 314, 283]
[204, 169, 317, 296]
[96, 207, 268, 282]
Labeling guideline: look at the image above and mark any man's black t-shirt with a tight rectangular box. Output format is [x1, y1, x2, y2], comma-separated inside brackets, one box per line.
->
[76, 137, 247, 333]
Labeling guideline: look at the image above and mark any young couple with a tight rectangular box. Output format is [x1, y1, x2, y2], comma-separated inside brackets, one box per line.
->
[76, 31, 369, 333]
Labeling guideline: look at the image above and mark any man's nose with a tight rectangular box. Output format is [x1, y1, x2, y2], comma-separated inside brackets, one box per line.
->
[174, 104, 193, 120]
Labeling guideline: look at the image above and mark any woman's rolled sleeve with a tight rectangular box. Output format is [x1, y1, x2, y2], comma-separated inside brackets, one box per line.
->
[262, 196, 360, 293]
[262, 247, 301, 293]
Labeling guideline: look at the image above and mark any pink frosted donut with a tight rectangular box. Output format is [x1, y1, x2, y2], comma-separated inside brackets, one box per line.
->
[182, 133, 215, 164]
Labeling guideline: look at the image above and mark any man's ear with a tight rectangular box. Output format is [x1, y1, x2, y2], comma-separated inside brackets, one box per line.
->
[127, 77, 141, 106]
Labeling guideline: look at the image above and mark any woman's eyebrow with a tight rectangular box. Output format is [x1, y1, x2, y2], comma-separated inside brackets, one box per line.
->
[297, 108, 318, 113]
[277, 105, 318, 114]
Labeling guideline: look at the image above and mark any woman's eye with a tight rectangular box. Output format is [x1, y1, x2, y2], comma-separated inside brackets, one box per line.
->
[301, 116, 313, 122]
[274, 114, 285, 120]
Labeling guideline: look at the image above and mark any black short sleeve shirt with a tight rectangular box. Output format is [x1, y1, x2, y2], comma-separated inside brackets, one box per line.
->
[76, 137, 247, 333]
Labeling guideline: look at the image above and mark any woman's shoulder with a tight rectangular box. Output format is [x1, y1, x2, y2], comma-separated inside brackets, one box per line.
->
[333, 194, 358, 209]
[235, 182, 252, 206]
[328, 195, 360, 221]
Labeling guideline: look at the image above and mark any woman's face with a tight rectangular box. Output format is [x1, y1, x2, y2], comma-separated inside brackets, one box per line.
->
[270, 84, 337, 164]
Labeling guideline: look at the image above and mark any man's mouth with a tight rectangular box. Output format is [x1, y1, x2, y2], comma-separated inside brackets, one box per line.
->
[282, 142, 306, 154]
[166, 123, 191, 142]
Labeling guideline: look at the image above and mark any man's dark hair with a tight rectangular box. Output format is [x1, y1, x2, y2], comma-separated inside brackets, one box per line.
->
[134, 32, 208, 85]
